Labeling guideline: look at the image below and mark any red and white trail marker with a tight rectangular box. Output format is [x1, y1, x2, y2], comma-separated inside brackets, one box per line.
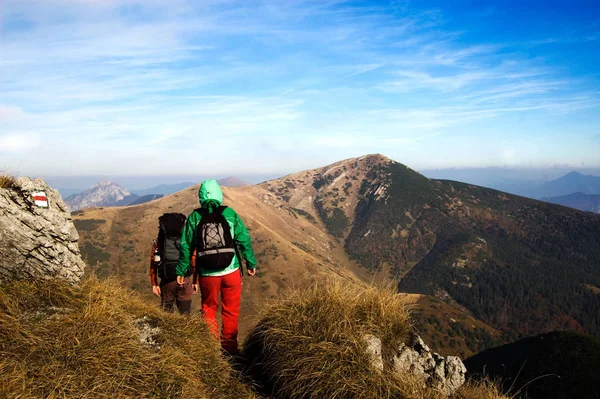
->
[32, 191, 49, 208]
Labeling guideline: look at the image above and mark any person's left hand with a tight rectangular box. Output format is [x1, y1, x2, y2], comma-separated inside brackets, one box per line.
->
[247, 268, 256, 276]
[176, 275, 185, 285]
[192, 284, 199, 294]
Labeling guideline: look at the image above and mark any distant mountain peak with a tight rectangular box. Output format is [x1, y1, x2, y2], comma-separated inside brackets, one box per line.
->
[554, 171, 588, 182]
[66, 180, 135, 211]
[95, 179, 117, 187]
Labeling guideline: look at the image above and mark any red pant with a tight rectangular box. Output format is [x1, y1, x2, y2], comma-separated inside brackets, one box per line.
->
[199, 270, 242, 354]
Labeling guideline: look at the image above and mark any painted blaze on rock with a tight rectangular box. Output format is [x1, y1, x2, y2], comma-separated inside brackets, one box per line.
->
[31, 191, 49, 208]
[0, 177, 86, 284]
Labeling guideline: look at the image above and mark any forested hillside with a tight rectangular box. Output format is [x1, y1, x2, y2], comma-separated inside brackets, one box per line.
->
[337, 159, 600, 339]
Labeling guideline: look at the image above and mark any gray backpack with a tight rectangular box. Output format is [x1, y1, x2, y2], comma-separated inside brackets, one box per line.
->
[157, 213, 187, 281]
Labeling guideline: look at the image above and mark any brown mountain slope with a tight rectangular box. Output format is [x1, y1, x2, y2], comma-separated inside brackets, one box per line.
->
[260, 154, 391, 239]
[73, 150, 600, 351]
[73, 182, 367, 333]
[73, 155, 502, 355]
[250, 154, 600, 340]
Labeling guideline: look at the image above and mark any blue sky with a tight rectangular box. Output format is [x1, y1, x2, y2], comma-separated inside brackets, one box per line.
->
[1, 0, 599, 177]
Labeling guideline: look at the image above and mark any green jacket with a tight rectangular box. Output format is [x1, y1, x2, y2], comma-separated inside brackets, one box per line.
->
[176, 180, 257, 277]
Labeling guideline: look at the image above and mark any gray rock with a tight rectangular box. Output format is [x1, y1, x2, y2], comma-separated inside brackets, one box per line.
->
[22, 306, 74, 322]
[391, 332, 466, 395]
[134, 316, 161, 349]
[363, 334, 383, 371]
[392, 342, 436, 382]
[0, 177, 86, 284]
[363, 331, 466, 396]
[444, 356, 467, 394]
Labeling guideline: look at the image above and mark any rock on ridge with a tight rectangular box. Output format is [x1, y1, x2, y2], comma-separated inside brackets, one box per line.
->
[364, 332, 466, 396]
[0, 177, 86, 284]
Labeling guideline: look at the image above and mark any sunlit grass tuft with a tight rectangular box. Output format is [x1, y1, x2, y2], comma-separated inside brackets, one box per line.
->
[243, 279, 512, 399]
[0, 172, 16, 189]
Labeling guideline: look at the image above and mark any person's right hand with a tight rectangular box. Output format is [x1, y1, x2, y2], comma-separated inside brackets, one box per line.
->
[152, 285, 161, 297]
[176, 275, 185, 285]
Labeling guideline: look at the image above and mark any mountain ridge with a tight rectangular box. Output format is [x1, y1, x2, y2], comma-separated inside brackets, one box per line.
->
[527, 171, 600, 198]
[422, 168, 600, 201]
[67, 177, 250, 210]
[260, 154, 600, 339]
[126, 194, 164, 206]
[72, 154, 600, 355]
[542, 192, 600, 213]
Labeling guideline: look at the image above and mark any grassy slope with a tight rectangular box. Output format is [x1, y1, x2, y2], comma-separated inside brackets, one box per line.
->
[0, 277, 257, 399]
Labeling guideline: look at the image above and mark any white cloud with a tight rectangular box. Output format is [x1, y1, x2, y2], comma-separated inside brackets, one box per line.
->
[0, 134, 41, 152]
[0, 105, 27, 120]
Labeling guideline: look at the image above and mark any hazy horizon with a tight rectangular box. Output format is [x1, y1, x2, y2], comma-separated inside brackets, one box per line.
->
[42, 174, 281, 191]
[32, 161, 600, 194]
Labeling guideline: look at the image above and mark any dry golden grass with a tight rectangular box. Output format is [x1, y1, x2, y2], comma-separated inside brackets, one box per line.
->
[0, 277, 258, 399]
[454, 379, 513, 399]
[0, 173, 16, 189]
[242, 280, 511, 399]
[0, 275, 511, 399]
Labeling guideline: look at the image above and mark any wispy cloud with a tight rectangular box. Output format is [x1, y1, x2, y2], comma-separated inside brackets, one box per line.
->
[0, 133, 41, 152]
[0, 0, 599, 174]
[0, 105, 27, 120]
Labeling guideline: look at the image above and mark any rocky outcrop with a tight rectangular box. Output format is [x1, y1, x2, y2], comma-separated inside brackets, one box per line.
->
[393, 333, 466, 395]
[364, 332, 466, 396]
[0, 177, 86, 284]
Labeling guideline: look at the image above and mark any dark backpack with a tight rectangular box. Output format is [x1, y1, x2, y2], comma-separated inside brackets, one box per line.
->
[157, 213, 187, 282]
[195, 206, 236, 270]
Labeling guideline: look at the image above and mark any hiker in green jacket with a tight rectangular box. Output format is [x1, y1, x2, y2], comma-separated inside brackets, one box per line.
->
[176, 180, 257, 355]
